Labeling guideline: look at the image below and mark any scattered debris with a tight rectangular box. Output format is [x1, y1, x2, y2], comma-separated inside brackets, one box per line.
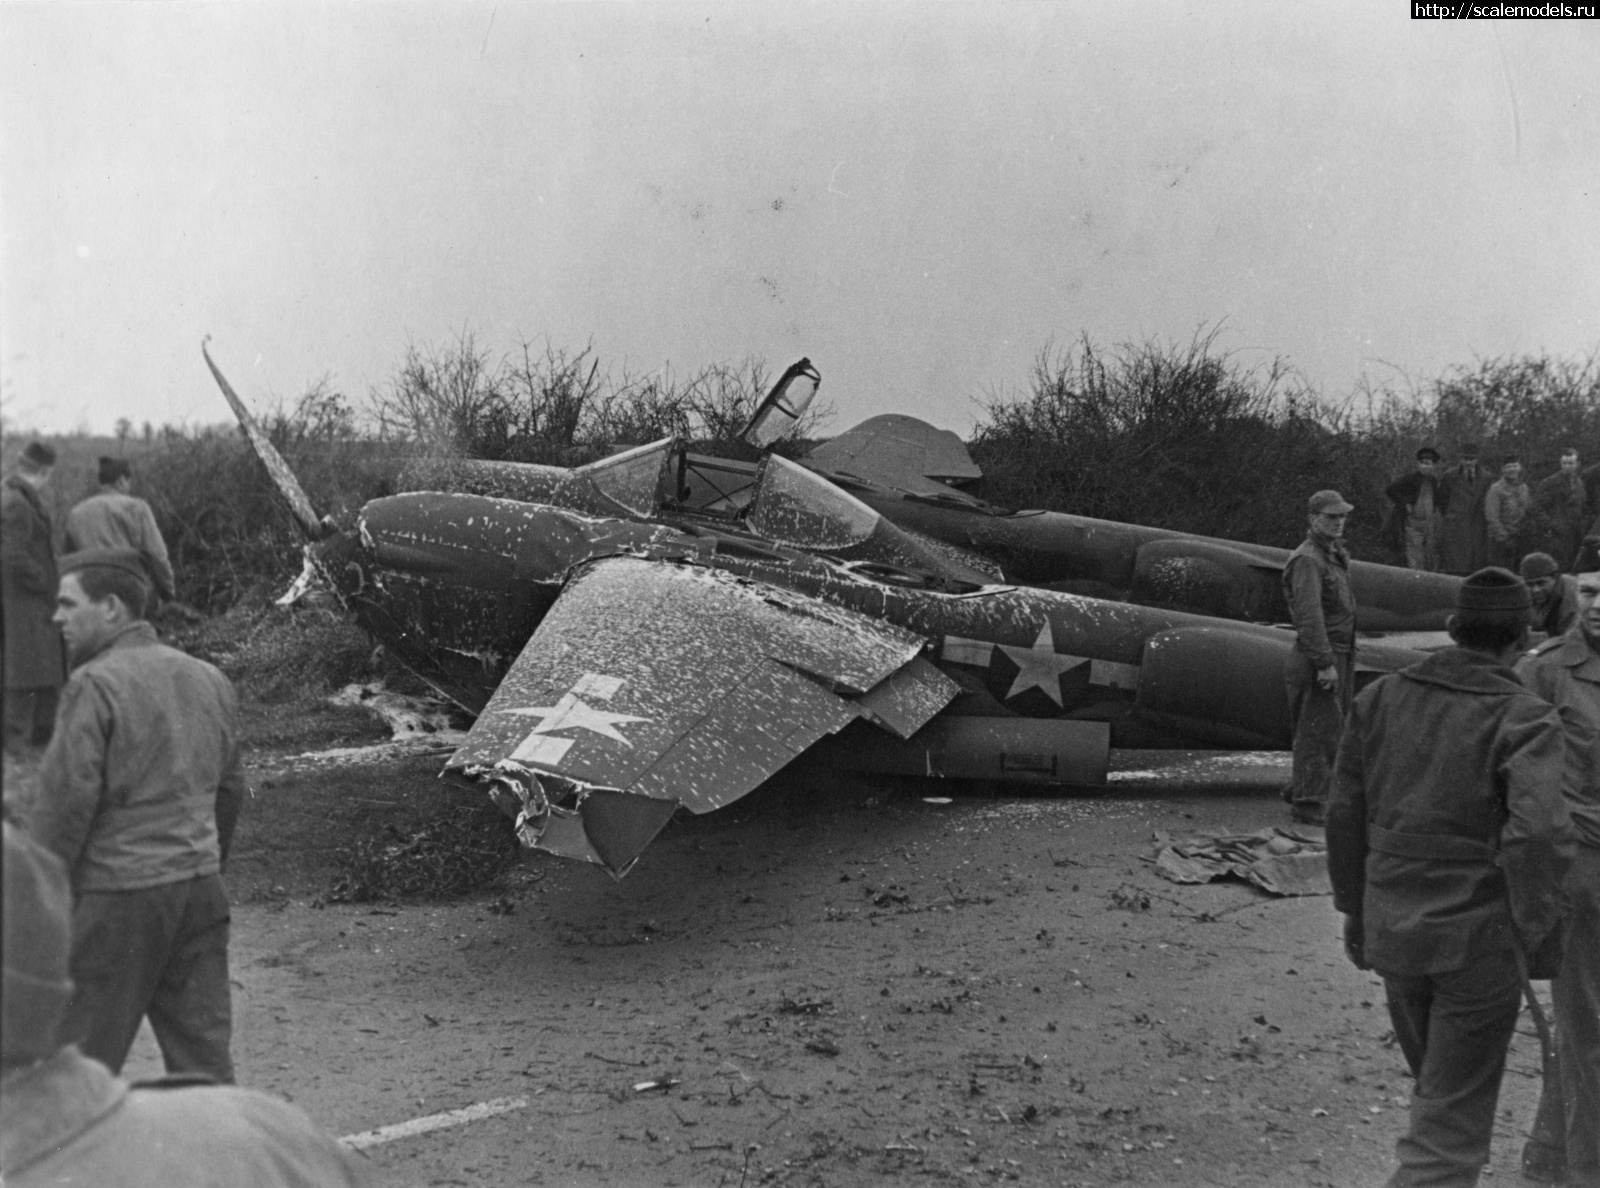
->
[805, 1038, 841, 1056]
[778, 996, 832, 1015]
[328, 681, 459, 739]
[632, 1077, 681, 1093]
[1147, 825, 1330, 896]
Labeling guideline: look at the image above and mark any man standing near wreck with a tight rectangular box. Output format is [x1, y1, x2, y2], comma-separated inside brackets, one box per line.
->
[2, 442, 65, 755]
[1280, 490, 1356, 825]
[30, 548, 246, 1084]
[1515, 567, 1600, 1188]
[1327, 568, 1574, 1188]
[65, 456, 176, 607]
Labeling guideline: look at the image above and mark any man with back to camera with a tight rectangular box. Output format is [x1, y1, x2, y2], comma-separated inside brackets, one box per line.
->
[1327, 567, 1575, 1188]
[2, 442, 65, 756]
[1441, 443, 1493, 576]
[1485, 456, 1533, 571]
[0, 821, 363, 1187]
[29, 548, 246, 1084]
[1385, 446, 1448, 571]
[1281, 490, 1357, 826]
[1520, 552, 1581, 641]
[65, 456, 176, 606]
[1515, 566, 1600, 1188]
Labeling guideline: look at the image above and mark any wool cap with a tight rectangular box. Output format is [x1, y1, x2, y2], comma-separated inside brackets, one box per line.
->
[3, 822, 75, 1064]
[1518, 552, 1561, 582]
[1308, 490, 1354, 515]
[19, 442, 56, 472]
[59, 547, 148, 583]
[1415, 446, 1440, 463]
[1457, 567, 1532, 627]
[97, 455, 132, 486]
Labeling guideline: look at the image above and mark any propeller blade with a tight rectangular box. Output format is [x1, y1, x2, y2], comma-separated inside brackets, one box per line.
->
[202, 338, 328, 539]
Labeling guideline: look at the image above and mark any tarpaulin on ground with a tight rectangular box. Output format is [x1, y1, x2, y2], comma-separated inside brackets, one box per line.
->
[1146, 825, 1329, 897]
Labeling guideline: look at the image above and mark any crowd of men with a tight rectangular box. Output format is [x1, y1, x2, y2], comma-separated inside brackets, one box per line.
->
[3, 441, 1597, 1186]
[2, 447, 361, 1184]
[1286, 484, 1599, 1187]
[1385, 443, 1600, 579]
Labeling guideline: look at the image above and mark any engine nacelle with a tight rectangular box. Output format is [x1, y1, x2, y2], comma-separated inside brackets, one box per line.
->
[1135, 625, 1292, 749]
[1129, 539, 1282, 623]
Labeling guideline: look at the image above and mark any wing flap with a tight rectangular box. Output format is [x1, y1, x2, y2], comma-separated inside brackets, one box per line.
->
[854, 656, 961, 740]
[631, 659, 857, 811]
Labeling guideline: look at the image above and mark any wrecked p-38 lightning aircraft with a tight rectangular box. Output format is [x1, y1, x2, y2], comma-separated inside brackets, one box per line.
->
[208, 343, 1423, 879]
[395, 361, 1459, 635]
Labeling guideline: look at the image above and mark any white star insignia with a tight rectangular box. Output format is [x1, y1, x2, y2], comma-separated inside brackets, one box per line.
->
[998, 621, 1087, 707]
[507, 693, 650, 747]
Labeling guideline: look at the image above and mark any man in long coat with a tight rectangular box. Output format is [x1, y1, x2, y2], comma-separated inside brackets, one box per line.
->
[1328, 568, 1575, 1187]
[1532, 449, 1589, 571]
[1439, 443, 1493, 575]
[2, 442, 64, 754]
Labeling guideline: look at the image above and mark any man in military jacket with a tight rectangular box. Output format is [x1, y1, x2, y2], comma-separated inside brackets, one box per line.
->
[65, 456, 175, 604]
[1516, 567, 1600, 1188]
[1, 822, 362, 1188]
[1328, 568, 1575, 1188]
[31, 549, 246, 1084]
[1281, 489, 1357, 824]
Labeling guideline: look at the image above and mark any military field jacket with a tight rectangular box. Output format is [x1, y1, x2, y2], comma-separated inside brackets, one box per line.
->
[64, 489, 176, 600]
[1282, 533, 1355, 670]
[1517, 628, 1600, 849]
[1327, 647, 1575, 976]
[0, 1047, 361, 1186]
[33, 623, 246, 893]
[1485, 478, 1531, 543]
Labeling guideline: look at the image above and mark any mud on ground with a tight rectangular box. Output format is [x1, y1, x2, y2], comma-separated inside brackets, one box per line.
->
[109, 747, 1550, 1188]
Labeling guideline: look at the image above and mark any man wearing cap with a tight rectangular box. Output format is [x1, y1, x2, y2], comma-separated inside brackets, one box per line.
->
[1281, 490, 1357, 825]
[1533, 448, 1589, 572]
[1328, 567, 1575, 1188]
[1515, 567, 1600, 1188]
[29, 548, 246, 1084]
[65, 456, 175, 605]
[1521, 552, 1581, 640]
[2, 442, 65, 755]
[1440, 444, 1493, 575]
[1, 822, 361, 1187]
[1485, 456, 1533, 571]
[1385, 446, 1449, 571]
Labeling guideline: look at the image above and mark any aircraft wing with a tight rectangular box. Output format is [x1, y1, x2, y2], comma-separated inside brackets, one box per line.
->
[446, 555, 959, 876]
[806, 414, 984, 499]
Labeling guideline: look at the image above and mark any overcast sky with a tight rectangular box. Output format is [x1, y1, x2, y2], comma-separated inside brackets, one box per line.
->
[2, 2, 1596, 438]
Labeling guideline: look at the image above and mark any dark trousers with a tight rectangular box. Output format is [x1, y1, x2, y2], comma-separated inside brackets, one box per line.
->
[1529, 846, 1600, 1185]
[1381, 949, 1522, 1187]
[3, 684, 58, 753]
[61, 874, 235, 1084]
[1284, 650, 1353, 814]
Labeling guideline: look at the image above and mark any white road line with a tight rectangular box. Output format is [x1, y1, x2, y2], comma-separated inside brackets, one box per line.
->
[339, 1096, 530, 1150]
